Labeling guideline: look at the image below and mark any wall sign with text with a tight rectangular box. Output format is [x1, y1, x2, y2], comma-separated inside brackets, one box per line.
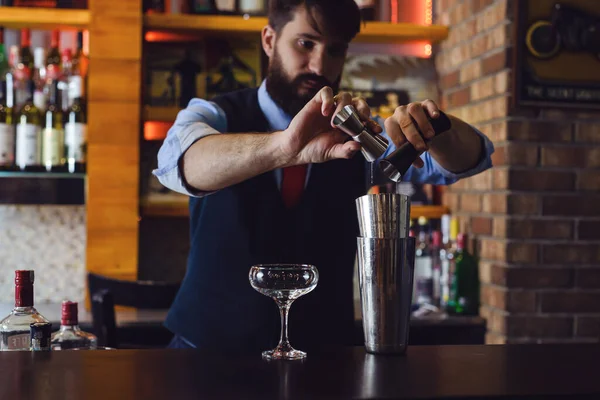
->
[514, 0, 600, 109]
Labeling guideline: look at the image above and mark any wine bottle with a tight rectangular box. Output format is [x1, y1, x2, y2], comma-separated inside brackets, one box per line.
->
[0, 80, 16, 171]
[15, 80, 42, 172]
[42, 81, 65, 172]
[46, 30, 61, 81]
[32, 47, 47, 111]
[215, 0, 236, 14]
[64, 75, 86, 173]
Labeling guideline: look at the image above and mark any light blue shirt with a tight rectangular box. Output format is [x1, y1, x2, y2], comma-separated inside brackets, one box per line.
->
[153, 80, 495, 196]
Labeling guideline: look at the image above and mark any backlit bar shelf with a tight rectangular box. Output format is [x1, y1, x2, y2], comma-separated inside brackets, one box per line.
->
[0, 6, 90, 29]
[141, 196, 449, 220]
[144, 14, 449, 44]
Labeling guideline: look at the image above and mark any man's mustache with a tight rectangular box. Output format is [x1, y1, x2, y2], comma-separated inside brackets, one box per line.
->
[293, 74, 332, 88]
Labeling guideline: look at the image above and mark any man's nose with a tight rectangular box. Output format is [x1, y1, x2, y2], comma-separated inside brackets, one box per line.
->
[308, 50, 328, 77]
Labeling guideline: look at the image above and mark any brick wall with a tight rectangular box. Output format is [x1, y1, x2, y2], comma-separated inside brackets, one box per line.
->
[435, 0, 600, 343]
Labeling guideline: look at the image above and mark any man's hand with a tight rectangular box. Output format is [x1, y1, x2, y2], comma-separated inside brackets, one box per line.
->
[276, 87, 382, 166]
[384, 99, 442, 168]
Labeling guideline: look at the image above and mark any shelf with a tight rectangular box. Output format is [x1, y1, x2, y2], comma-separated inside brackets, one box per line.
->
[141, 197, 449, 220]
[410, 205, 449, 220]
[0, 171, 85, 179]
[0, 171, 86, 205]
[144, 106, 179, 122]
[144, 14, 448, 44]
[0, 6, 90, 30]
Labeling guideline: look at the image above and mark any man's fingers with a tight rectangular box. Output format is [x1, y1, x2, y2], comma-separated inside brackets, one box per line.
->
[422, 99, 440, 119]
[395, 107, 428, 152]
[365, 119, 383, 134]
[318, 86, 335, 116]
[407, 103, 435, 140]
[384, 116, 406, 148]
[329, 140, 362, 160]
[331, 92, 354, 126]
[413, 156, 425, 168]
[353, 98, 371, 120]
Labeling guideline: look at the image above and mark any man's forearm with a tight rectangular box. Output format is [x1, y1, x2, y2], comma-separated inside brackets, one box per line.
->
[428, 115, 484, 174]
[181, 132, 289, 192]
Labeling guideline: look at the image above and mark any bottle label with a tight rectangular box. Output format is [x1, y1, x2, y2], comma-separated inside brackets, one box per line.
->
[68, 76, 83, 101]
[239, 0, 264, 12]
[215, 0, 236, 11]
[65, 122, 87, 163]
[0, 123, 16, 166]
[4, 333, 30, 350]
[354, 0, 375, 7]
[33, 90, 46, 110]
[42, 128, 65, 167]
[16, 123, 41, 167]
[46, 64, 60, 80]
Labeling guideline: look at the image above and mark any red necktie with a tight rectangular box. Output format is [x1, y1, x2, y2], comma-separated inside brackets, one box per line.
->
[281, 165, 307, 208]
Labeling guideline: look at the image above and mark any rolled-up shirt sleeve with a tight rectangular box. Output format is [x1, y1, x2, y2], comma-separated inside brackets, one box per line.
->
[152, 99, 228, 197]
[375, 116, 495, 185]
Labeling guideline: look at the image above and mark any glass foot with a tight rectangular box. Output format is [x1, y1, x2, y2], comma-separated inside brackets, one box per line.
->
[262, 347, 306, 361]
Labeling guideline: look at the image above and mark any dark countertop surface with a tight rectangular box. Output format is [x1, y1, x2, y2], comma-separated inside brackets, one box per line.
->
[1, 344, 599, 399]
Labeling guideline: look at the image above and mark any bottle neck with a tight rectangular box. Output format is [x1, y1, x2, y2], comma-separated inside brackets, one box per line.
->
[15, 283, 34, 307]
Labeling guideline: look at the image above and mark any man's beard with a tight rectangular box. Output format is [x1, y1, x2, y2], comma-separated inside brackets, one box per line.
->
[266, 50, 340, 117]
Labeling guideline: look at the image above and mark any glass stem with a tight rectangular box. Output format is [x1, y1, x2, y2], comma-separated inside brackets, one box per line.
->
[278, 301, 292, 349]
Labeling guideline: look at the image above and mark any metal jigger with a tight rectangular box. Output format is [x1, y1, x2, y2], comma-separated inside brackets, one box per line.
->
[356, 193, 416, 355]
[333, 105, 389, 162]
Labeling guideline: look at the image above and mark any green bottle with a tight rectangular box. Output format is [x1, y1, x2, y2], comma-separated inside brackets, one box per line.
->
[447, 233, 479, 315]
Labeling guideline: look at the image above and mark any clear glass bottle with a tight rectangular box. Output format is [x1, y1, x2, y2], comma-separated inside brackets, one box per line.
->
[51, 301, 97, 350]
[0, 270, 49, 351]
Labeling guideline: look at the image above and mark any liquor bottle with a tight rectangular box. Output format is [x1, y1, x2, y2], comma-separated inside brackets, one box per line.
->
[0, 81, 15, 170]
[32, 47, 47, 111]
[441, 216, 459, 310]
[376, 0, 391, 22]
[51, 301, 97, 350]
[64, 74, 86, 173]
[15, 80, 42, 171]
[413, 216, 433, 307]
[46, 30, 61, 82]
[0, 28, 9, 80]
[190, 0, 216, 14]
[30, 322, 52, 351]
[447, 233, 480, 316]
[238, 0, 265, 15]
[0, 270, 49, 351]
[42, 80, 65, 172]
[431, 230, 442, 308]
[355, 0, 376, 21]
[215, 0, 237, 14]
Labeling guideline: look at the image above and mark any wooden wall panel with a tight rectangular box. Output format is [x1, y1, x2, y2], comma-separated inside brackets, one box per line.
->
[87, 0, 142, 281]
[87, 60, 141, 102]
[87, 103, 140, 145]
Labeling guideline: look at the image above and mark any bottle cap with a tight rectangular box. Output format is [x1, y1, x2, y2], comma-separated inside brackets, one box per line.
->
[61, 301, 79, 326]
[15, 270, 34, 285]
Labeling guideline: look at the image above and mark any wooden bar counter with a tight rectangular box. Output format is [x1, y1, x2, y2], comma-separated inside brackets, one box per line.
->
[1, 344, 599, 399]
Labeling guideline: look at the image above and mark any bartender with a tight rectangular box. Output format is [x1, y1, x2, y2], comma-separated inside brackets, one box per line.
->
[154, 0, 494, 351]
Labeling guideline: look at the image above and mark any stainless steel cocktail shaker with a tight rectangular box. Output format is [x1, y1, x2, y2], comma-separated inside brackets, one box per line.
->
[356, 193, 416, 355]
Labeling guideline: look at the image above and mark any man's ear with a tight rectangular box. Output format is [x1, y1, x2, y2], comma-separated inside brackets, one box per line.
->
[262, 25, 276, 58]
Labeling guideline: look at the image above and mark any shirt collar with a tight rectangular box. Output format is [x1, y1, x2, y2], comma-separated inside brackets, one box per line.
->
[257, 80, 293, 132]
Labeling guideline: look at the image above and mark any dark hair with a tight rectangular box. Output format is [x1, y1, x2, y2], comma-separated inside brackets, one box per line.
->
[268, 0, 362, 43]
